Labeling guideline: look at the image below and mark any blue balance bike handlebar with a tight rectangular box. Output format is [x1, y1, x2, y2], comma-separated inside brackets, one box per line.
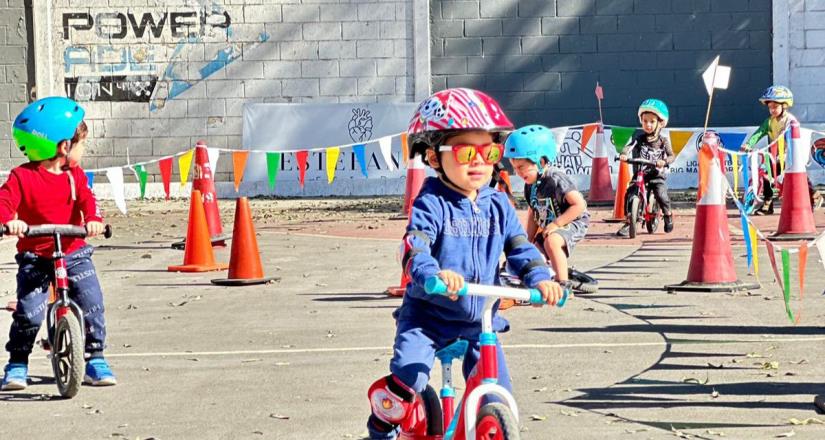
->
[424, 277, 568, 307]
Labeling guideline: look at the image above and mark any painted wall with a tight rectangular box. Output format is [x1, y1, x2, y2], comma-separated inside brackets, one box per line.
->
[25, 0, 417, 185]
[0, 1, 30, 172]
[430, 0, 775, 128]
[788, 0, 825, 123]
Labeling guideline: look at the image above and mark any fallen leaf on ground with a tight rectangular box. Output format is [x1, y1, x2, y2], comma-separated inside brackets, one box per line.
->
[529, 414, 546, 421]
[762, 361, 780, 370]
[269, 414, 289, 420]
[775, 429, 795, 437]
[788, 418, 825, 425]
[706, 429, 726, 436]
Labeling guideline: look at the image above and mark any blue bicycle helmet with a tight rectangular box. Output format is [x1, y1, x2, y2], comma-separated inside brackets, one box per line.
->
[759, 85, 793, 107]
[637, 99, 669, 127]
[503, 124, 557, 165]
[12, 97, 86, 161]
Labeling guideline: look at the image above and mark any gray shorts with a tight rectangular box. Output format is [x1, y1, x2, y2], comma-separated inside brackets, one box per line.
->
[545, 219, 588, 257]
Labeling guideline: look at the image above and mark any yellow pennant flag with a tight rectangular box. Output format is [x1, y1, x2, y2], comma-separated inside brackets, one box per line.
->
[232, 151, 249, 192]
[326, 147, 341, 184]
[749, 226, 759, 278]
[179, 149, 194, 187]
[731, 154, 739, 198]
[777, 135, 786, 171]
[669, 130, 694, 156]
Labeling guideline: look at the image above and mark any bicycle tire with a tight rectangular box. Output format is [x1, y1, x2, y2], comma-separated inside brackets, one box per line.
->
[52, 314, 85, 398]
[421, 385, 444, 435]
[646, 198, 659, 234]
[476, 402, 520, 440]
[628, 197, 640, 239]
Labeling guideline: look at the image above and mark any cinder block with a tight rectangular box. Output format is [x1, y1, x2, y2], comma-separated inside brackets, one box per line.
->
[244, 5, 282, 23]
[432, 20, 465, 38]
[711, 31, 750, 49]
[711, 0, 749, 12]
[225, 61, 265, 80]
[673, 32, 711, 50]
[522, 36, 560, 54]
[519, 0, 557, 18]
[320, 4, 358, 21]
[320, 77, 358, 96]
[541, 17, 580, 35]
[480, 0, 517, 18]
[303, 22, 342, 40]
[634, 33, 672, 51]
[557, 0, 595, 17]
[580, 16, 618, 34]
[617, 15, 656, 33]
[559, 35, 597, 53]
[485, 73, 523, 91]
[634, 0, 672, 14]
[502, 18, 542, 36]
[263, 60, 302, 78]
[357, 76, 395, 94]
[280, 41, 319, 60]
[356, 40, 395, 58]
[432, 57, 468, 75]
[446, 74, 485, 89]
[319, 41, 356, 59]
[282, 78, 320, 96]
[244, 79, 284, 97]
[187, 99, 226, 118]
[523, 72, 562, 91]
[442, 2, 480, 19]
[444, 37, 482, 56]
[805, 12, 825, 29]
[596, 0, 633, 15]
[380, 21, 410, 39]
[340, 59, 376, 76]
[358, 2, 397, 21]
[376, 58, 408, 76]
[152, 136, 193, 156]
[470, 55, 541, 73]
[673, 0, 710, 13]
[343, 21, 380, 39]
[482, 36, 521, 55]
[283, 5, 320, 23]
[464, 19, 502, 37]
[302, 60, 339, 77]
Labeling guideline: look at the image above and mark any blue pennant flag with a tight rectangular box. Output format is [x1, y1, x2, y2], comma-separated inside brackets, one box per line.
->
[740, 212, 753, 268]
[742, 153, 750, 199]
[785, 126, 793, 169]
[85, 171, 95, 189]
[718, 132, 747, 151]
[352, 144, 368, 177]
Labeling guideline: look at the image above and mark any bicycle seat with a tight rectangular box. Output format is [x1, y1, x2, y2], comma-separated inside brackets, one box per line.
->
[436, 339, 469, 365]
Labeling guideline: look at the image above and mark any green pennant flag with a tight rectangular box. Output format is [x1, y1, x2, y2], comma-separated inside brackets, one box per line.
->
[781, 249, 793, 322]
[610, 127, 635, 154]
[266, 152, 281, 191]
[135, 164, 148, 199]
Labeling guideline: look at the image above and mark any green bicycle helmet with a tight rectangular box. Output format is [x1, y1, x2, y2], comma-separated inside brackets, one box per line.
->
[12, 97, 86, 161]
[504, 124, 556, 165]
[637, 98, 669, 127]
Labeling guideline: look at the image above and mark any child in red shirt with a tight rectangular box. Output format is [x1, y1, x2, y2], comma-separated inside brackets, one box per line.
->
[0, 97, 115, 391]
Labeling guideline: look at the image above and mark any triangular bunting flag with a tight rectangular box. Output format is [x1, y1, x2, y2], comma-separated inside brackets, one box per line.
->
[105, 167, 127, 214]
[207, 148, 220, 174]
[326, 147, 341, 184]
[766, 240, 783, 292]
[778, 134, 786, 171]
[551, 127, 568, 155]
[232, 151, 249, 192]
[749, 226, 759, 278]
[741, 213, 752, 269]
[731, 153, 739, 197]
[158, 157, 173, 200]
[609, 127, 635, 154]
[353, 144, 368, 177]
[179, 149, 194, 187]
[400, 133, 409, 166]
[718, 132, 747, 152]
[85, 172, 95, 189]
[295, 150, 308, 188]
[134, 164, 148, 199]
[266, 152, 281, 192]
[580, 124, 597, 152]
[669, 130, 694, 156]
[378, 136, 395, 171]
[781, 248, 796, 323]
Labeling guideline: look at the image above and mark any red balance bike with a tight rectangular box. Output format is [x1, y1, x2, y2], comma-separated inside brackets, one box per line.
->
[2, 224, 111, 398]
[396, 277, 568, 440]
[617, 157, 663, 239]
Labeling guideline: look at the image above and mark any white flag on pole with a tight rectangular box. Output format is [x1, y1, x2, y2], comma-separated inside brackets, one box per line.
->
[702, 55, 731, 95]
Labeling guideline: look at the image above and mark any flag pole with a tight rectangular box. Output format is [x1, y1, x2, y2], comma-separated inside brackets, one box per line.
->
[595, 82, 604, 124]
[702, 66, 718, 137]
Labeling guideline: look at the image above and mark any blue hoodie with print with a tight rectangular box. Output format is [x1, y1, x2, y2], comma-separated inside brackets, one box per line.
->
[398, 177, 553, 326]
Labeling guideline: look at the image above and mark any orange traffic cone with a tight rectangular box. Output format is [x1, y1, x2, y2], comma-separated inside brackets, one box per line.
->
[212, 197, 278, 286]
[168, 190, 228, 273]
[391, 155, 426, 220]
[772, 120, 817, 240]
[172, 142, 228, 249]
[588, 124, 615, 206]
[666, 134, 759, 293]
[605, 160, 631, 223]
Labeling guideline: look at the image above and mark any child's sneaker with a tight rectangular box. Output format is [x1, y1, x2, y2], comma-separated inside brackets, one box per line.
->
[84, 358, 117, 386]
[664, 215, 674, 233]
[1, 363, 28, 391]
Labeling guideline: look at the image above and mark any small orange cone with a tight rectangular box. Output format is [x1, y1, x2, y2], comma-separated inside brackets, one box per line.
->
[212, 197, 278, 286]
[605, 160, 631, 223]
[391, 156, 426, 220]
[168, 190, 228, 273]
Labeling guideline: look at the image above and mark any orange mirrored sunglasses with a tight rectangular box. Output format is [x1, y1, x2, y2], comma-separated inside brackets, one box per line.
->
[438, 143, 504, 165]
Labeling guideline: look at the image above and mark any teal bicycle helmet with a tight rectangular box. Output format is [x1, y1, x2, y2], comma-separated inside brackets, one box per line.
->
[503, 124, 557, 165]
[759, 85, 793, 107]
[12, 97, 86, 161]
[637, 99, 669, 127]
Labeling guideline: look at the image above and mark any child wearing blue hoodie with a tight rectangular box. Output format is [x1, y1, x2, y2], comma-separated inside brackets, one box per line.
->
[365, 88, 563, 439]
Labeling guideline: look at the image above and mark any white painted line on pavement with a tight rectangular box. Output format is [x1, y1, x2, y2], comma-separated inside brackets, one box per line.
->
[105, 336, 825, 359]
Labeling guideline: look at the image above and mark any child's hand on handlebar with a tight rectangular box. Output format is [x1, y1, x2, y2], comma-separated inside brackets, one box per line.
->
[619, 154, 628, 161]
[437, 270, 464, 301]
[536, 280, 564, 307]
[85, 221, 105, 238]
[4, 220, 27, 238]
[656, 159, 666, 168]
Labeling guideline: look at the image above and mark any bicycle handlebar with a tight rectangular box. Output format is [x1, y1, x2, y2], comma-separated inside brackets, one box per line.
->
[2, 224, 112, 239]
[424, 276, 568, 307]
[615, 157, 660, 167]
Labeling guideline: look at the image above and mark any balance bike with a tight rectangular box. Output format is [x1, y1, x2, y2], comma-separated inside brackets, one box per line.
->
[396, 277, 568, 440]
[618, 157, 663, 238]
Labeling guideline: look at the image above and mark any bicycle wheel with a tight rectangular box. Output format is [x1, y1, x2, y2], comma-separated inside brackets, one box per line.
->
[420, 385, 444, 435]
[476, 402, 520, 440]
[646, 198, 659, 234]
[51, 314, 85, 398]
[628, 196, 640, 239]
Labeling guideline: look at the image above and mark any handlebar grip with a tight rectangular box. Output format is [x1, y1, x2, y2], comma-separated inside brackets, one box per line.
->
[424, 277, 468, 297]
[424, 276, 568, 307]
[103, 225, 113, 239]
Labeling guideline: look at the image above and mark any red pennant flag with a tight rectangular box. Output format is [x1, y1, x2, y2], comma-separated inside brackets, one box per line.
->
[295, 150, 308, 188]
[765, 241, 783, 292]
[580, 124, 598, 152]
[158, 157, 173, 200]
[594, 82, 604, 100]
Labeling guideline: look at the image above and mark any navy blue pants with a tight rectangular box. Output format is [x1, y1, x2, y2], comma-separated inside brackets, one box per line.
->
[6, 245, 107, 364]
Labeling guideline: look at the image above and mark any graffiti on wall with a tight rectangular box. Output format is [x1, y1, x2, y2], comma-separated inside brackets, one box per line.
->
[61, 4, 268, 110]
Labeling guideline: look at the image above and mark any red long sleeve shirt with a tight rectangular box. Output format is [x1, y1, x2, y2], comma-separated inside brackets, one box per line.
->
[0, 163, 103, 256]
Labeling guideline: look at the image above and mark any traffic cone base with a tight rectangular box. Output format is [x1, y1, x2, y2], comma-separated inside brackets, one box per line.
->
[211, 197, 274, 286]
[168, 189, 227, 273]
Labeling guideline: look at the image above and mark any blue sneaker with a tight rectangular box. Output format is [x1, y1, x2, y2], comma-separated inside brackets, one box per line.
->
[1, 363, 28, 391]
[84, 358, 117, 386]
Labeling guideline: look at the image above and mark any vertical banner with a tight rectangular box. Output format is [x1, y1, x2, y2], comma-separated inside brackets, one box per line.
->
[266, 152, 281, 191]
[326, 147, 341, 184]
[158, 157, 173, 200]
[232, 151, 250, 192]
[105, 167, 127, 214]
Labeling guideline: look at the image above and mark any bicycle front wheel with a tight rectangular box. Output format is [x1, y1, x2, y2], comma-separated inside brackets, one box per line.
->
[52, 314, 85, 398]
[628, 196, 640, 239]
[475, 402, 520, 440]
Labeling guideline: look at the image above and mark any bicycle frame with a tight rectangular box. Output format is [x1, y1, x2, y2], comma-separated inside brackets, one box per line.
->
[44, 230, 85, 347]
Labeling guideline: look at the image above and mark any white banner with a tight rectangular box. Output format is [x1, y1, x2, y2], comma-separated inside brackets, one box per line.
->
[241, 103, 417, 196]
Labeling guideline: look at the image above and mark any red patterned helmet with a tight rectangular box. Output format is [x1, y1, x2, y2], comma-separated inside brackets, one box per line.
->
[407, 88, 514, 160]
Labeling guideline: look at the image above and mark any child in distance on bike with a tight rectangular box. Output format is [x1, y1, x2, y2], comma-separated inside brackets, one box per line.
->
[365, 88, 563, 439]
[504, 125, 590, 287]
[0, 97, 116, 391]
[617, 99, 676, 237]
[741, 85, 820, 213]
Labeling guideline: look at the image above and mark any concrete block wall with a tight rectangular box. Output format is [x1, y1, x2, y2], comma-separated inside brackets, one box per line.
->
[789, 0, 825, 123]
[0, 1, 29, 172]
[431, 0, 774, 128]
[17, 0, 415, 184]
